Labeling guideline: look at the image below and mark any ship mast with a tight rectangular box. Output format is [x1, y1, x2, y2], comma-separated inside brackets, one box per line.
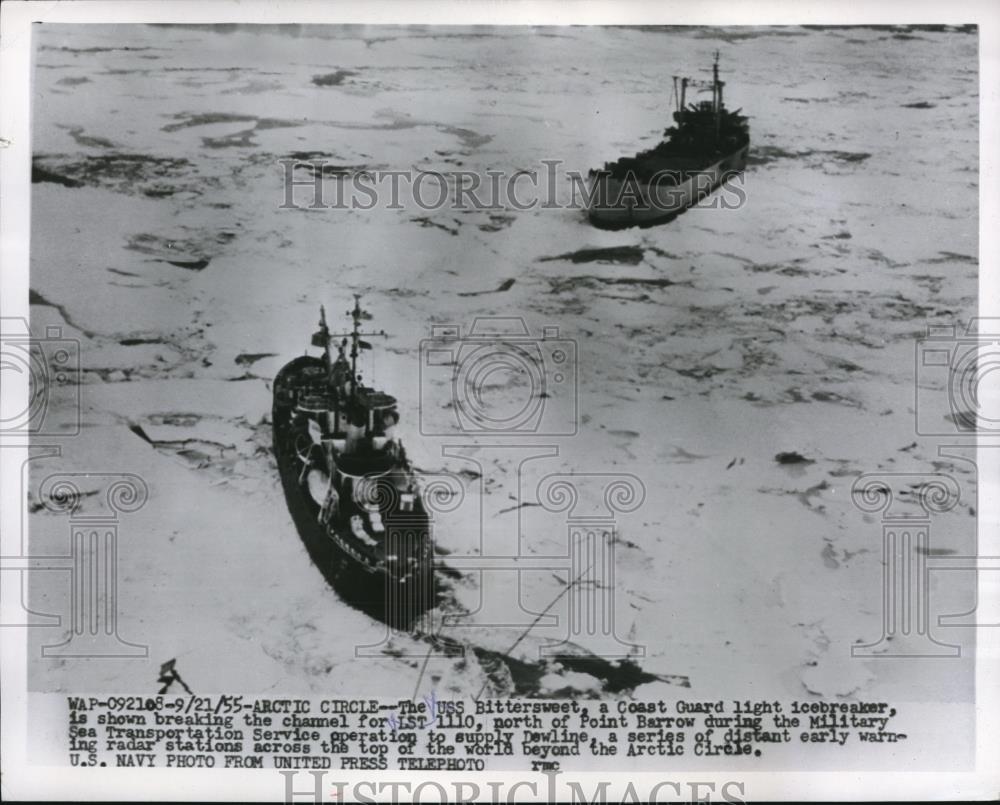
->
[331, 295, 386, 395]
[712, 50, 723, 141]
[313, 305, 333, 367]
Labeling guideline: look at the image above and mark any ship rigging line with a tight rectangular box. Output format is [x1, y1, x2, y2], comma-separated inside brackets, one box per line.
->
[409, 559, 599, 702]
[470, 559, 598, 703]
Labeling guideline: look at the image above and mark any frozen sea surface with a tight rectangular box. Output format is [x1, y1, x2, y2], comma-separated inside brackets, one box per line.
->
[26, 24, 978, 760]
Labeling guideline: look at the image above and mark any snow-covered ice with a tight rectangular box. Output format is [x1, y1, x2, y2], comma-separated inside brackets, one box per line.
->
[26, 24, 978, 728]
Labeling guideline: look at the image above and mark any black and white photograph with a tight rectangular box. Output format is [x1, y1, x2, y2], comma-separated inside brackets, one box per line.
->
[1, 1, 998, 801]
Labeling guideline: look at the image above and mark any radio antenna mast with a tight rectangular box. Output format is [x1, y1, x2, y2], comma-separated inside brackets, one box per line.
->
[326, 295, 386, 395]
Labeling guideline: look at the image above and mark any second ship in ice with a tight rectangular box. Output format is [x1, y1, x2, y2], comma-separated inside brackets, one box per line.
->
[586, 53, 750, 229]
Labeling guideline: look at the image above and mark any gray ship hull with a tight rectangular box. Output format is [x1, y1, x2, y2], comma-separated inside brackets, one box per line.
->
[586, 144, 749, 228]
